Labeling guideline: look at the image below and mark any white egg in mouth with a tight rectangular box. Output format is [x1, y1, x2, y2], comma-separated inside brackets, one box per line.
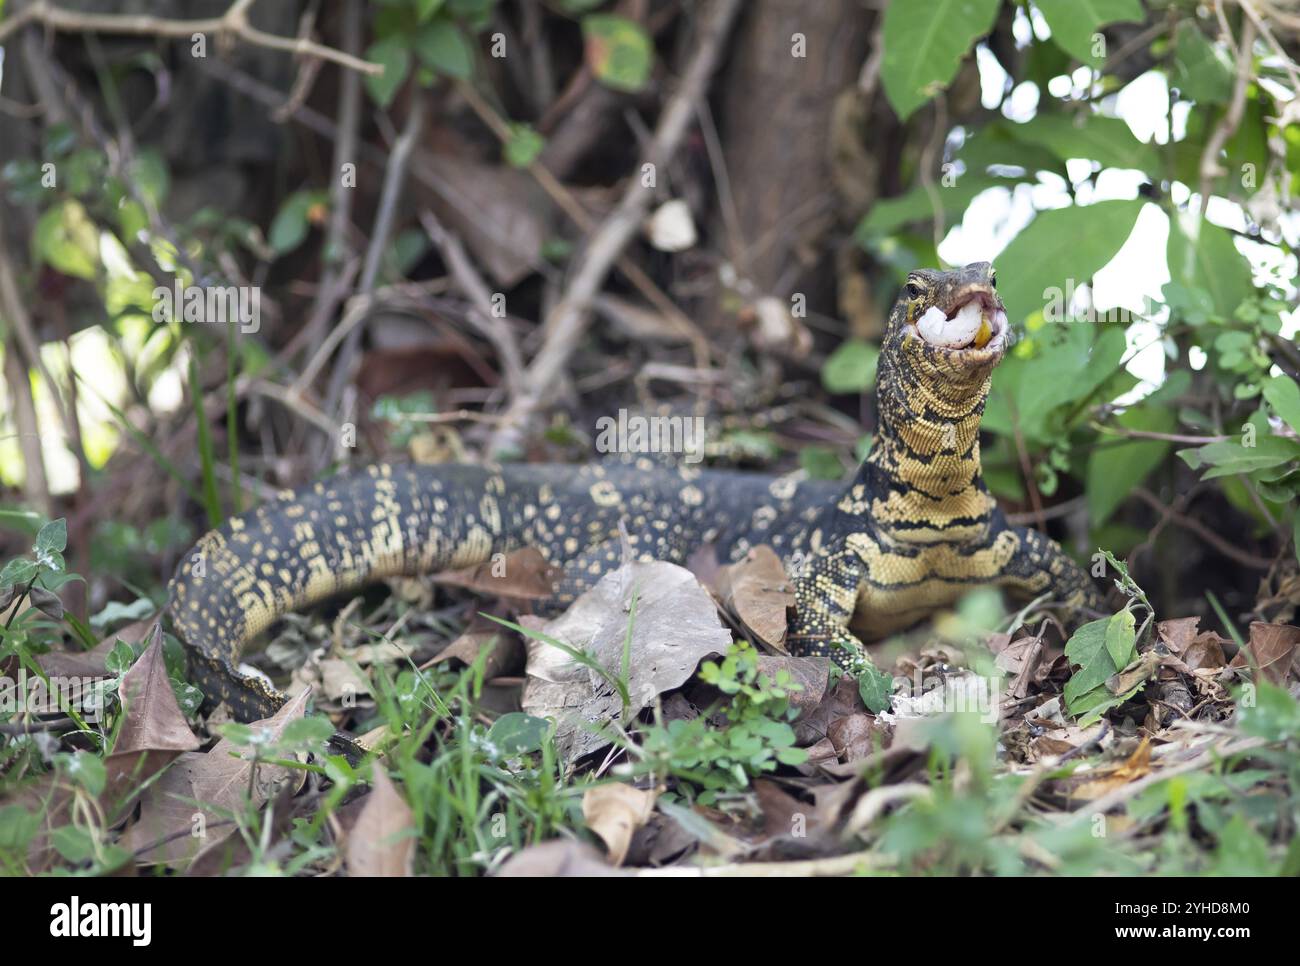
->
[914, 299, 1006, 350]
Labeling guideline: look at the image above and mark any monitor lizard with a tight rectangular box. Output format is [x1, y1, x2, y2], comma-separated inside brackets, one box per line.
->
[168, 262, 1104, 721]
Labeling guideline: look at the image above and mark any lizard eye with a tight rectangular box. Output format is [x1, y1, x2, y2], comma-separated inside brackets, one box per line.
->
[905, 282, 923, 299]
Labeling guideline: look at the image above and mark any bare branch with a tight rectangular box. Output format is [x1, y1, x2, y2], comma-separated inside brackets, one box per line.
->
[0, 0, 383, 76]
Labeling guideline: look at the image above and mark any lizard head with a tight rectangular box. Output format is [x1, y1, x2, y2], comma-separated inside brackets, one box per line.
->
[876, 261, 1009, 423]
[878, 261, 1008, 397]
[892, 261, 1009, 363]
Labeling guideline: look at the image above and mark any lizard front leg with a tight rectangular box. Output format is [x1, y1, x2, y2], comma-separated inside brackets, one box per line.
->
[996, 521, 1107, 623]
[785, 544, 868, 665]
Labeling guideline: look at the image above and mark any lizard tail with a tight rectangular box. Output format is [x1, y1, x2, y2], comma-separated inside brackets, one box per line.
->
[167, 463, 511, 721]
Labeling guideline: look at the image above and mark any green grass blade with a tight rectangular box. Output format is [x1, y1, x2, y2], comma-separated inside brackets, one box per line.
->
[187, 337, 223, 528]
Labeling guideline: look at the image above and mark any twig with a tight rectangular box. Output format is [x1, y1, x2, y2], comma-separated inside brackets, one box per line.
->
[320, 94, 426, 432]
[0, 232, 79, 494]
[0, 716, 76, 735]
[635, 848, 896, 877]
[1132, 486, 1274, 570]
[1091, 425, 1233, 445]
[1010, 408, 1046, 531]
[919, 96, 949, 252]
[0, 0, 382, 75]
[2, 335, 51, 516]
[454, 79, 708, 362]
[1005, 495, 1086, 527]
[269, 5, 324, 123]
[1236, 0, 1300, 92]
[295, 0, 363, 357]
[1198, 16, 1257, 217]
[418, 210, 526, 399]
[487, 0, 743, 454]
[1067, 736, 1268, 820]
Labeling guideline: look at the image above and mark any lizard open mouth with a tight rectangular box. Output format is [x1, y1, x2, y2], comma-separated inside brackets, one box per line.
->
[911, 290, 1009, 355]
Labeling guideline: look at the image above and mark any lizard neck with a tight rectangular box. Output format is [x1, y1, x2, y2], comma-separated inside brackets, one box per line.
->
[850, 363, 997, 544]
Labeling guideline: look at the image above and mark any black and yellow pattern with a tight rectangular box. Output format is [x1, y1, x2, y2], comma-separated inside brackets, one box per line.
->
[167, 263, 1104, 721]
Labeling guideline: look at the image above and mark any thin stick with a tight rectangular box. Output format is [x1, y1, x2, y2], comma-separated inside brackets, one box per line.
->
[487, 0, 743, 453]
[1132, 486, 1274, 570]
[418, 210, 526, 399]
[0, 0, 382, 75]
[1198, 17, 1256, 217]
[320, 94, 426, 426]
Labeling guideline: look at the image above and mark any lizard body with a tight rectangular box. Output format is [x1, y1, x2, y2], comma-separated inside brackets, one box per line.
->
[168, 263, 1104, 720]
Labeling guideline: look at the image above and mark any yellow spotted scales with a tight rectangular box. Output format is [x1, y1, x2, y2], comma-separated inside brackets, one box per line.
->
[168, 263, 1105, 721]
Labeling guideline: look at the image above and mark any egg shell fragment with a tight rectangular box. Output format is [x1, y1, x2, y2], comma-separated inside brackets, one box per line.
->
[916, 301, 983, 348]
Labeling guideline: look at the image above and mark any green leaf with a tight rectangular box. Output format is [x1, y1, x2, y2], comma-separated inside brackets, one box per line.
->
[1214, 814, 1275, 875]
[415, 19, 474, 79]
[1086, 406, 1174, 524]
[365, 35, 412, 107]
[994, 200, 1143, 325]
[33, 199, 99, 280]
[857, 174, 1014, 239]
[857, 663, 893, 714]
[1033, 0, 1144, 66]
[1179, 434, 1300, 480]
[1172, 21, 1234, 103]
[268, 190, 325, 256]
[106, 639, 137, 675]
[0, 805, 40, 852]
[35, 517, 67, 555]
[281, 717, 337, 747]
[1010, 112, 1158, 172]
[0, 557, 37, 588]
[415, 0, 446, 21]
[60, 751, 107, 796]
[488, 712, 552, 755]
[821, 339, 879, 393]
[128, 150, 170, 208]
[1104, 608, 1136, 669]
[1166, 213, 1254, 320]
[1262, 375, 1300, 435]
[880, 0, 1000, 119]
[799, 446, 843, 481]
[1063, 617, 1117, 711]
[50, 825, 97, 864]
[582, 14, 652, 92]
[504, 123, 545, 168]
[1075, 679, 1144, 726]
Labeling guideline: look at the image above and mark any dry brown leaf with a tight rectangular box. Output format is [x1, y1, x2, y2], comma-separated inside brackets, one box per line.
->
[432, 546, 561, 601]
[522, 559, 731, 764]
[423, 156, 551, 288]
[495, 839, 622, 876]
[38, 616, 155, 678]
[1157, 616, 1201, 655]
[1106, 650, 1162, 695]
[1182, 634, 1227, 671]
[793, 675, 864, 748]
[346, 767, 416, 877]
[427, 618, 524, 678]
[995, 633, 1046, 700]
[828, 713, 883, 764]
[123, 689, 311, 868]
[582, 783, 657, 866]
[1230, 622, 1300, 685]
[756, 655, 829, 718]
[714, 546, 795, 651]
[592, 294, 690, 344]
[103, 626, 201, 822]
[1070, 737, 1153, 802]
